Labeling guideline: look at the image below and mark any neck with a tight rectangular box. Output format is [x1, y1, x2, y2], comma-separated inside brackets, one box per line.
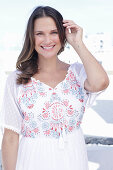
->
[38, 56, 61, 73]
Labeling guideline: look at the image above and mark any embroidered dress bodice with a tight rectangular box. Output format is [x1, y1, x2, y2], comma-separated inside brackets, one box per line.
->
[18, 64, 86, 140]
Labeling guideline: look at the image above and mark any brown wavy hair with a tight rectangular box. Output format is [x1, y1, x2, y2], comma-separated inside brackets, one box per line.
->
[16, 6, 67, 84]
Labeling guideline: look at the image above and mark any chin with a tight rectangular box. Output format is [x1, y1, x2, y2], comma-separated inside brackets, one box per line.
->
[43, 55, 57, 59]
[39, 51, 59, 59]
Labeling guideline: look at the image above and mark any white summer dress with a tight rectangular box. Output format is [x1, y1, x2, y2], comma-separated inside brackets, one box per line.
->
[0, 62, 100, 170]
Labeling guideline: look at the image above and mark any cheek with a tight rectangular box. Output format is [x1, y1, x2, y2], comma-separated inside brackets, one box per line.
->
[34, 39, 42, 52]
[34, 37, 43, 46]
[53, 36, 61, 45]
[54, 36, 60, 42]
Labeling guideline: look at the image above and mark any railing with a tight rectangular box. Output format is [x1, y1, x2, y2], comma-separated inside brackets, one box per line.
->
[85, 135, 113, 145]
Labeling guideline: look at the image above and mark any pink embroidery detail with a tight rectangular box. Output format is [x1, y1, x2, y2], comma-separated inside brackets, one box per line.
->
[50, 102, 64, 120]
[69, 126, 73, 131]
[28, 104, 34, 109]
[44, 130, 50, 135]
[39, 92, 46, 96]
[42, 112, 49, 119]
[33, 128, 39, 134]
[63, 89, 69, 94]
[67, 105, 74, 115]
[62, 100, 69, 106]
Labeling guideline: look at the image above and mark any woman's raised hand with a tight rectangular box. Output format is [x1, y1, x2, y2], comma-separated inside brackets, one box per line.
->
[63, 20, 83, 47]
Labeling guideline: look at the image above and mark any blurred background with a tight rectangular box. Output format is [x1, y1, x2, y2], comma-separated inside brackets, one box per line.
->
[0, 0, 113, 169]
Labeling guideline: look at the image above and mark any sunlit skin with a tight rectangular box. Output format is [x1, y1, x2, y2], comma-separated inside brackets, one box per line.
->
[34, 17, 62, 60]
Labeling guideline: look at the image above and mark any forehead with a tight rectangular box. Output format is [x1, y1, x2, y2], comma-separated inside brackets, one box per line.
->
[34, 17, 57, 31]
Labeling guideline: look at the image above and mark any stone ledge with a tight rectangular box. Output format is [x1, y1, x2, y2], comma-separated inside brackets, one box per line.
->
[85, 135, 113, 145]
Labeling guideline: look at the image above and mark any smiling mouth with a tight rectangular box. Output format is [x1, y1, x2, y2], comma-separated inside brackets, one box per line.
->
[41, 45, 55, 50]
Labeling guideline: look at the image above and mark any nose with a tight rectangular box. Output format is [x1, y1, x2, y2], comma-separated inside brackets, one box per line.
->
[44, 35, 52, 44]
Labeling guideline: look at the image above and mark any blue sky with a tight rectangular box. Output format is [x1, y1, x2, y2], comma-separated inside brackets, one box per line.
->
[0, 0, 113, 47]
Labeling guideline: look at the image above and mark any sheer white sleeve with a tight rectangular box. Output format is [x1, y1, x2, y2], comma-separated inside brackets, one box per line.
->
[0, 71, 23, 134]
[72, 62, 103, 108]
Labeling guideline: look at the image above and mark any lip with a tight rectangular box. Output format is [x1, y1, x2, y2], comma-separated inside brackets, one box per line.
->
[41, 45, 55, 50]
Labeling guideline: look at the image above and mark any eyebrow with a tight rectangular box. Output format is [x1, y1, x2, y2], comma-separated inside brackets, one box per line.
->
[34, 29, 58, 33]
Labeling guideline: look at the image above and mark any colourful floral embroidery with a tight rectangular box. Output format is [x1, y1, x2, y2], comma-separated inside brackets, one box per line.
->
[18, 67, 86, 138]
[18, 79, 47, 109]
[21, 123, 39, 138]
[61, 70, 85, 103]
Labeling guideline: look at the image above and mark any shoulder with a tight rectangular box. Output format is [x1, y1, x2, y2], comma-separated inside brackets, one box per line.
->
[70, 62, 84, 75]
[6, 70, 21, 87]
[7, 70, 20, 79]
[60, 61, 83, 71]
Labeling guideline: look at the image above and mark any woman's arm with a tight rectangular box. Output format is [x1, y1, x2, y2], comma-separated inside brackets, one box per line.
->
[63, 20, 109, 92]
[73, 41, 109, 92]
[2, 128, 19, 170]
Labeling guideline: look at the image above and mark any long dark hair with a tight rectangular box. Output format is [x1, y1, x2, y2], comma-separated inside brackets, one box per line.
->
[16, 6, 67, 84]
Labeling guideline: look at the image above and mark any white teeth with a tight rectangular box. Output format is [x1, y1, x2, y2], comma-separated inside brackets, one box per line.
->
[42, 46, 54, 49]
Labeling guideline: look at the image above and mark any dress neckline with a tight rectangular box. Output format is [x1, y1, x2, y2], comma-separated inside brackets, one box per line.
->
[31, 64, 72, 90]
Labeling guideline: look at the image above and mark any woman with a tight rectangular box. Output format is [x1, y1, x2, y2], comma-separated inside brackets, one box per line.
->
[1, 6, 109, 170]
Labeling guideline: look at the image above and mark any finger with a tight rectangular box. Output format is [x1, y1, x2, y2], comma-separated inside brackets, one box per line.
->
[63, 22, 74, 26]
[63, 19, 74, 23]
[67, 25, 80, 30]
[63, 20, 78, 27]
[63, 24, 81, 31]
[63, 22, 75, 27]
[65, 27, 70, 34]
[63, 22, 80, 28]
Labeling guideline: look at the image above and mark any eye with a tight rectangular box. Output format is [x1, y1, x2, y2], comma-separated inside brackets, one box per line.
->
[51, 31, 58, 34]
[36, 32, 43, 35]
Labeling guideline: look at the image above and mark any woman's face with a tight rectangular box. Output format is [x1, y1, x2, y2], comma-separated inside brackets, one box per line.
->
[34, 17, 61, 59]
